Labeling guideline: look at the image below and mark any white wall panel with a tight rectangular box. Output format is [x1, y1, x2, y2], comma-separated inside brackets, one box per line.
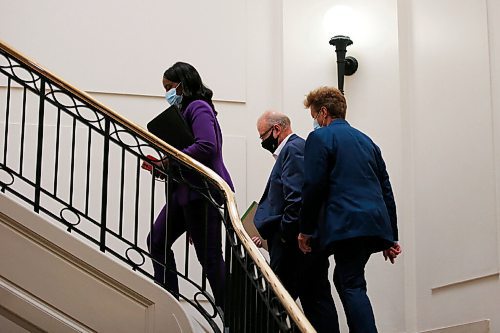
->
[486, 0, 500, 270]
[400, 0, 500, 331]
[221, 135, 247, 213]
[410, 0, 498, 288]
[0, 0, 246, 102]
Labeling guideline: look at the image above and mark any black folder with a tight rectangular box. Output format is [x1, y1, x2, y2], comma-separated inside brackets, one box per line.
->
[147, 105, 194, 150]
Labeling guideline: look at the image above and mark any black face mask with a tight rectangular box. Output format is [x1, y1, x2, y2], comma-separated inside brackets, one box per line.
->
[261, 130, 279, 153]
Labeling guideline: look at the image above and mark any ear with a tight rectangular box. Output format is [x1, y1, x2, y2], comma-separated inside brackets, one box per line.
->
[274, 124, 282, 137]
[176, 82, 183, 94]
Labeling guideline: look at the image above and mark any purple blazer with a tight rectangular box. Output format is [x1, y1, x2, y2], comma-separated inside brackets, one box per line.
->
[176, 100, 234, 205]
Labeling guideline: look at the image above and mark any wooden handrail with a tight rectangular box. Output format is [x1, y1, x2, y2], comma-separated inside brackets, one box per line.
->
[0, 39, 316, 333]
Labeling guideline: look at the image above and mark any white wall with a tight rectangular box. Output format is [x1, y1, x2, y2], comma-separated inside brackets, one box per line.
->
[399, 0, 500, 332]
[2, 0, 500, 332]
[282, 1, 405, 331]
[0, 0, 247, 102]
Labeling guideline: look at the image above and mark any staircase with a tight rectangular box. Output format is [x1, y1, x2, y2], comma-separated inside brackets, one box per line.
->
[0, 40, 315, 333]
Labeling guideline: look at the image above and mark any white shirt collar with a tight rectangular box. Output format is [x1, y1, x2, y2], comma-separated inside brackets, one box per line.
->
[273, 133, 293, 160]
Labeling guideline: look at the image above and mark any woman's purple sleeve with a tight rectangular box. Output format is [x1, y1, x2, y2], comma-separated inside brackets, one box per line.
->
[182, 101, 217, 163]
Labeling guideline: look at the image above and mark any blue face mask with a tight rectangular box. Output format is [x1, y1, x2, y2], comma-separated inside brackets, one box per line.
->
[313, 118, 321, 130]
[165, 83, 183, 106]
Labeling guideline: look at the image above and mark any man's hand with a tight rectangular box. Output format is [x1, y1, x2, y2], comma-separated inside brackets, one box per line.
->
[297, 233, 312, 254]
[251, 236, 263, 248]
[383, 243, 402, 264]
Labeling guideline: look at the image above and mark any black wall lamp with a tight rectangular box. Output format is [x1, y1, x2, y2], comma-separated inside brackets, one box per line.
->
[329, 35, 358, 94]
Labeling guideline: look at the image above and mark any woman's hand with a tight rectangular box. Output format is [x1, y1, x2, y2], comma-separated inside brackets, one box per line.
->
[141, 155, 169, 179]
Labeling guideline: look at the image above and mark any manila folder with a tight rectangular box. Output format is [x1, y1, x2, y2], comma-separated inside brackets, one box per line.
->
[241, 201, 268, 251]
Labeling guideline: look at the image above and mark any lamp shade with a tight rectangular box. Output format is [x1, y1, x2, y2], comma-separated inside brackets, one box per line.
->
[323, 5, 355, 37]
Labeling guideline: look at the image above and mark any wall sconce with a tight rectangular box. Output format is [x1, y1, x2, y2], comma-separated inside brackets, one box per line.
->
[329, 35, 358, 94]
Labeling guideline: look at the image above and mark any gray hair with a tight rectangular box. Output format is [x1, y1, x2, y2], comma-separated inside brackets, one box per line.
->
[259, 110, 291, 130]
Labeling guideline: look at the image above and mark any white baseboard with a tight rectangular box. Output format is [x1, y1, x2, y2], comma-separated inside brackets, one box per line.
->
[420, 319, 489, 333]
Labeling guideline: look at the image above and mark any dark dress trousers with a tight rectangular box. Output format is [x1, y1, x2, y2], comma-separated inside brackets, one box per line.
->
[301, 119, 398, 333]
[254, 134, 338, 333]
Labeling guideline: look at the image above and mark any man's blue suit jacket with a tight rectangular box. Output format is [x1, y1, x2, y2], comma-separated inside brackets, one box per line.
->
[300, 120, 398, 253]
[254, 134, 305, 241]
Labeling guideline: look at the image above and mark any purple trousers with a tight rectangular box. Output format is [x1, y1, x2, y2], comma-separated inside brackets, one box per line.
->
[147, 196, 226, 307]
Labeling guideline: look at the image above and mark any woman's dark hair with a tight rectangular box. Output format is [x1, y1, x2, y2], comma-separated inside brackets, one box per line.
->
[163, 62, 216, 112]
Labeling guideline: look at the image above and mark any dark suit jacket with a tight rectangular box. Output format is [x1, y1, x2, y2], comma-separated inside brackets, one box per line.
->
[254, 134, 305, 241]
[300, 120, 398, 253]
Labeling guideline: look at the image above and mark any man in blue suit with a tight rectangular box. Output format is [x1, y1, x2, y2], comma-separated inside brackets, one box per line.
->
[253, 111, 338, 333]
[298, 87, 401, 333]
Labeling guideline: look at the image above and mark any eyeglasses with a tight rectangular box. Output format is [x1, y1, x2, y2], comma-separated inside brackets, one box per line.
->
[259, 126, 274, 140]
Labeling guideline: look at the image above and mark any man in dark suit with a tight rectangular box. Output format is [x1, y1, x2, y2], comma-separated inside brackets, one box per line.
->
[298, 87, 401, 333]
[253, 111, 338, 333]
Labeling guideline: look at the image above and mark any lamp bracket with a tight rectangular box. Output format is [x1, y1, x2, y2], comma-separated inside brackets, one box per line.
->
[344, 56, 358, 76]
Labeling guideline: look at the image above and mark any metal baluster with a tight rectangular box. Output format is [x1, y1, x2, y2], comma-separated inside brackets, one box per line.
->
[134, 156, 140, 246]
[19, 87, 27, 175]
[149, 159, 156, 242]
[118, 147, 125, 236]
[84, 127, 92, 215]
[266, 290, 272, 332]
[244, 259, 250, 333]
[238, 257, 245, 333]
[230, 251, 238, 333]
[34, 79, 45, 213]
[257, 286, 264, 333]
[162, 166, 170, 286]
[248, 279, 255, 333]
[202, 198, 208, 292]
[99, 118, 110, 252]
[184, 227, 190, 277]
[223, 212, 233, 330]
[69, 117, 76, 206]
[53, 107, 61, 196]
[3, 77, 11, 166]
[180, 167, 190, 279]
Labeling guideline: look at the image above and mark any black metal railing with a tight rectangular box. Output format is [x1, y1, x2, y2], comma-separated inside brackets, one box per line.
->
[0, 40, 315, 333]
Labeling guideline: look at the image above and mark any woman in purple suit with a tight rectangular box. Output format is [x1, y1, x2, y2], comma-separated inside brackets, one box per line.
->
[147, 62, 234, 309]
